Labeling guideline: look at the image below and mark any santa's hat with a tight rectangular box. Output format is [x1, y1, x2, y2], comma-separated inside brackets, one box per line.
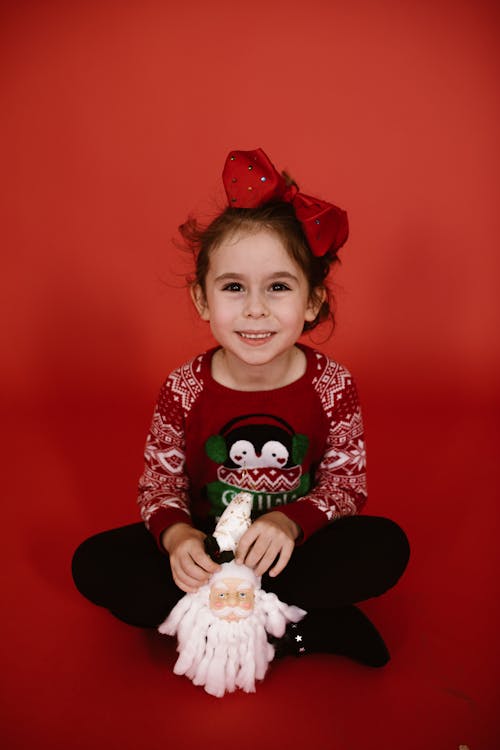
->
[204, 491, 254, 564]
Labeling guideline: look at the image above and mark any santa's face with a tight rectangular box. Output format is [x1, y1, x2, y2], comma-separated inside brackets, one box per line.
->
[209, 577, 255, 621]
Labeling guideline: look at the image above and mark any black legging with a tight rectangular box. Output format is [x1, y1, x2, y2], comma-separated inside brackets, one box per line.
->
[71, 516, 410, 628]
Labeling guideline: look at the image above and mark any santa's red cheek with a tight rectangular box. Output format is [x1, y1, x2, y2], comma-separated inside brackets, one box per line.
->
[213, 602, 223, 608]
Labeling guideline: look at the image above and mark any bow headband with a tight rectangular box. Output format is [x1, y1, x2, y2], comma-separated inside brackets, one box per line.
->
[222, 148, 349, 257]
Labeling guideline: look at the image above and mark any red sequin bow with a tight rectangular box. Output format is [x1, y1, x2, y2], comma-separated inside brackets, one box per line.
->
[222, 148, 349, 257]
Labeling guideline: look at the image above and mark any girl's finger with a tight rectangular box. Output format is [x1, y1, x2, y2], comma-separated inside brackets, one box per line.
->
[174, 555, 208, 581]
[268, 542, 293, 577]
[181, 560, 210, 584]
[235, 527, 258, 564]
[254, 545, 281, 577]
[243, 537, 272, 571]
[190, 549, 220, 575]
[173, 571, 203, 593]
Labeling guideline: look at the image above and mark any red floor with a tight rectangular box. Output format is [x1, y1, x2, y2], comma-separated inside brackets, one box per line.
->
[2, 390, 498, 750]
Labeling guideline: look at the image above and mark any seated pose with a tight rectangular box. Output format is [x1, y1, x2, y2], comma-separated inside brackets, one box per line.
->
[72, 147, 410, 673]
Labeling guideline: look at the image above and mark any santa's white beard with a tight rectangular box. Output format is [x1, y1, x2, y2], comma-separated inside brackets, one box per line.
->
[158, 587, 306, 697]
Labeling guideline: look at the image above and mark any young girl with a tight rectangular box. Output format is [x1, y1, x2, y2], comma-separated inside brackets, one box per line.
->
[72, 148, 409, 667]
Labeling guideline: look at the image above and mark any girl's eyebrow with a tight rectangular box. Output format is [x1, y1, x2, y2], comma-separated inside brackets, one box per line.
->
[267, 272, 299, 281]
[214, 271, 299, 283]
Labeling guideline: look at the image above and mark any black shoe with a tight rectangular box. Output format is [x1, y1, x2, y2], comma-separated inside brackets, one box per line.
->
[274, 606, 390, 668]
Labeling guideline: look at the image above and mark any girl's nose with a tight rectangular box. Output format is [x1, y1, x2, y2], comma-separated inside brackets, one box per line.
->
[244, 290, 268, 318]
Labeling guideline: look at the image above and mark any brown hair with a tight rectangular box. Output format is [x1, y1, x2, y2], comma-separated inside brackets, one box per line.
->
[179, 202, 340, 332]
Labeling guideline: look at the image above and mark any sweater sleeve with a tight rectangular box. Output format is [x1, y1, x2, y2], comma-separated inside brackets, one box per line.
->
[137, 378, 193, 547]
[279, 361, 368, 542]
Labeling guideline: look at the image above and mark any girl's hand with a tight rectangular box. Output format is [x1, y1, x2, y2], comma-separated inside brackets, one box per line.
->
[161, 523, 220, 593]
[235, 511, 301, 578]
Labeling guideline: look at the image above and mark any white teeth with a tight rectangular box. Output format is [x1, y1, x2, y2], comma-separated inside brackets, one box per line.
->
[239, 332, 272, 339]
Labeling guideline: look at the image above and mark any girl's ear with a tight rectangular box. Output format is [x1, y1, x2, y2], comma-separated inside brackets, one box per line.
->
[304, 286, 326, 323]
[191, 284, 210, 321]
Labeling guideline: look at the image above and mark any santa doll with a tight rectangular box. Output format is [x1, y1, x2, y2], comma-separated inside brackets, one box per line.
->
[158, 492, 306, 697]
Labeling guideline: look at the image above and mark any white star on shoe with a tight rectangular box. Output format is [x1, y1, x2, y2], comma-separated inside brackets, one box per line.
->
[295, 635, 302, 642]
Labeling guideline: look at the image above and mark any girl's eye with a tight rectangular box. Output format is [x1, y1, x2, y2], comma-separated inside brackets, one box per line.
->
[222, 282, 243, 292]
[270, 282, 291, 292]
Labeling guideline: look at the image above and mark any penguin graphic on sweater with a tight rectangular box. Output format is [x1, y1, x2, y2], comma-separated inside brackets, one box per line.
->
[204, 413, 311, 518]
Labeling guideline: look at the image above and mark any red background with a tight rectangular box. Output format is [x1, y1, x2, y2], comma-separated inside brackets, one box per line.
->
[1, 1, 499, 748]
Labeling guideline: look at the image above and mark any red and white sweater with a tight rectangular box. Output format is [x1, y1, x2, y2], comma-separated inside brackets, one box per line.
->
[138, 345, 367, 545]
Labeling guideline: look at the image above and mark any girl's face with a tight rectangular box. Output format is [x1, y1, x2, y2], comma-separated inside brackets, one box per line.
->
[192, 229, 323, 373]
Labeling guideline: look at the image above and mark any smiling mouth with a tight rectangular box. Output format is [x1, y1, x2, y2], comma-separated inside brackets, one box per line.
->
[237, 331, 275, 340]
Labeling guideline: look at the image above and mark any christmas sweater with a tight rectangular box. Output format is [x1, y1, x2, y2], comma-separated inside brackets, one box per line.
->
[138, 345, 367, 545]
